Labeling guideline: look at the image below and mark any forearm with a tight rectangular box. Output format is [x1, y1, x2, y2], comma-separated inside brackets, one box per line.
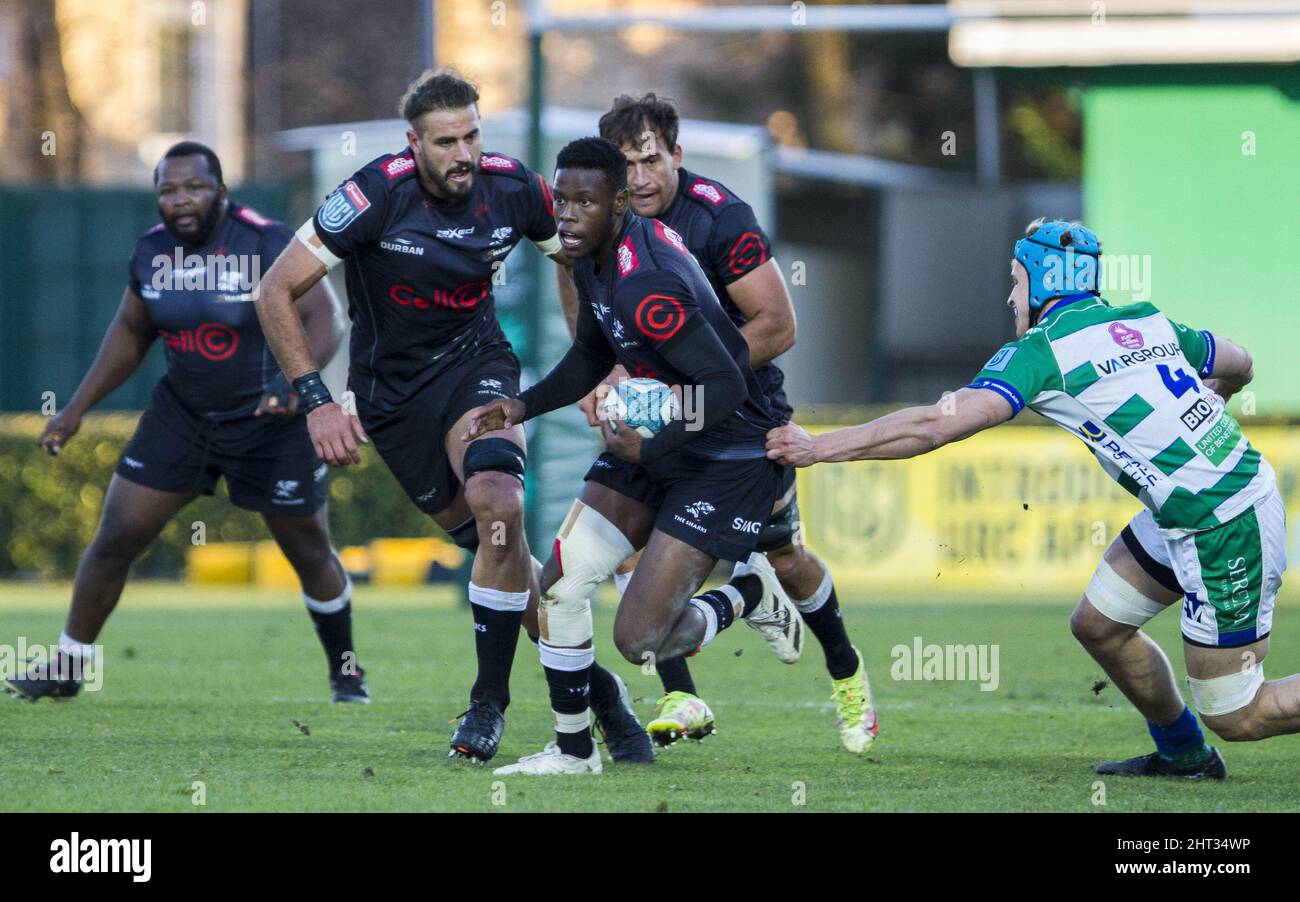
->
[518, 343, 615, 420]
[813, 406, 943, 462]
[739, 312, 793, 368]
[66, 322, 153, 415]
[640, 367, 744, 463]
[301, 293, 345, 367]
[256, 281, 320, 380]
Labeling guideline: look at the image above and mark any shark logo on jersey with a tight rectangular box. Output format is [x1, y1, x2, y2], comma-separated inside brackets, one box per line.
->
[491, 226, 514, 243]
[313, 464, 329, 482]
[983, 347, 1017, 373]
[273, 480, 305, 504]
[591, 301, 611, 322]
[480, 379, 503, 390]
[611, 319, 625, 341]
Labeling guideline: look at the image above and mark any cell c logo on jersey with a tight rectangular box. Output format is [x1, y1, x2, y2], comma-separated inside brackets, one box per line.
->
[728, 232, 768, 276]
[1108, 322, 1144, 350]
[162, 323, 238, 361]
[635, 294, 686, 341]
[195, 323, 239, 360]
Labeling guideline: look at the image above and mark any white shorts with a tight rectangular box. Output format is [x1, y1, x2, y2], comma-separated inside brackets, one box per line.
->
[1123, 489, 1288, 648]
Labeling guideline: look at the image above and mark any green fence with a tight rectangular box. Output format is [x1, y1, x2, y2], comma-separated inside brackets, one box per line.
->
[0, 184, 290, 414]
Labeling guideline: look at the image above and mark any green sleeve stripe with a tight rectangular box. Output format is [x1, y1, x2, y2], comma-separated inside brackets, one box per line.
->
[1062, 361, 1101, 396]
[1156, 486, 1220, 530]
[1104, 394, 1155, 436]
[1152, 437, 1196, 476]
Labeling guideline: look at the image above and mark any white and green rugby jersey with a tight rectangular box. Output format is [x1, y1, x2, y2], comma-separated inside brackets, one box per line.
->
[969, 296, 1274, 534]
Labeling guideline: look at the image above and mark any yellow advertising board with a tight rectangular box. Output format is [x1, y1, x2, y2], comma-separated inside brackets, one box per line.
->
[796, 425, 1299, 600]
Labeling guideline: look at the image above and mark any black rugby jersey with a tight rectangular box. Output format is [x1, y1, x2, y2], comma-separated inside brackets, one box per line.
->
[312, 148, 558, 412]
[658, 168, 789, 415]
[128, 203, 292, 420]
[572, 213, 779, 460]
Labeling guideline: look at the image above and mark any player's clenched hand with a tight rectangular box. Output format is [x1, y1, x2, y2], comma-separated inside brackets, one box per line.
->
[37, 409, 82, 456]
[308, 402, 368, 466]
[600, 413, 642, 463]
[463, 398, 526, 441]
[254, 390, 298, 417]
[578, 365, 628, 428]
[766, 424, 819, 468]
[1202, 378, 1236, 403]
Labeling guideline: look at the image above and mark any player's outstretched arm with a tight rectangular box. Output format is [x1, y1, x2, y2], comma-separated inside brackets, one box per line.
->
[38, 287, 157, 455]
[727, 259, 797, 368]
[768, 387, 1013, 467]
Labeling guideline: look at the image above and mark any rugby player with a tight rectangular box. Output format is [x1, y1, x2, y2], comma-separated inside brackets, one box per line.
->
[769, 218, 1295, 779]
[255, 70, 567, 763]
[3, 142, 364, 704]
[560, 94, 878, 755]
[464, 137, 800, 775]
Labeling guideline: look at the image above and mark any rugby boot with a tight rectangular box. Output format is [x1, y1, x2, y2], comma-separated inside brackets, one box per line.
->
[830, 646, 879, 754]
[1094, 747, 1226, 780]
[330, 664, 370, 704]
[493, 742, 602, 776]
[590, 670, 654, 764]
[736, 553, 804, 663]
[449, 699, 505, 764]
[646, 691, 715, 747]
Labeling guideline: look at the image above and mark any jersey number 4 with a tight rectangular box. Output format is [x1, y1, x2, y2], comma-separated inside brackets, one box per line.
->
[1157, 363, 1199, 398]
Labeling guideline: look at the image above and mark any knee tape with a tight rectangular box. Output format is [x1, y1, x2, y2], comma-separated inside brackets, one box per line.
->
[540, 501, 634, 646]
[1086, 559, 1168, 628]
[756, 498, 799, 554]
[1188, 666, 1265, 717]
[463, 437, 526, 485]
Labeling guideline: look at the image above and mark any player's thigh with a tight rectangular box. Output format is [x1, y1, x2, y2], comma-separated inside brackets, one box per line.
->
[93, 474, 196, 558]
[1073, 515, 1182, 642]
[615, 528, 716, 649]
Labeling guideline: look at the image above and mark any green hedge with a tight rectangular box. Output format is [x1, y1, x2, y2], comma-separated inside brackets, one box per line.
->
[0, 413, 437, 579]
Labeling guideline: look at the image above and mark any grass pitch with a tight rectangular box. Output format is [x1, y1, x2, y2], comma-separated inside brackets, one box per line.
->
[1, 582, 1297, 813]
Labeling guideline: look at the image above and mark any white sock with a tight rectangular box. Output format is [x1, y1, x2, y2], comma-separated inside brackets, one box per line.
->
[57, 632, 96, 662]
[303, 571, 353, 614]
[468, 582, 529, 612]
[793, 567, 833, 614]
[689, 598, 720, 648]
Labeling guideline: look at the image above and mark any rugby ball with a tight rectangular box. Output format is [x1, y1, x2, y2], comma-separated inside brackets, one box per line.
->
[600, 378, 681, 439]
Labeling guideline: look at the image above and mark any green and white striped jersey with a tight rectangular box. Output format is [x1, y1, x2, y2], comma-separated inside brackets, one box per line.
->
[969, 296, 1274, 534]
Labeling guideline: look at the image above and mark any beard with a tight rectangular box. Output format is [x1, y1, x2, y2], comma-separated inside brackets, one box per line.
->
[428, 162, 476, 199]
[162, 198, 225, 248]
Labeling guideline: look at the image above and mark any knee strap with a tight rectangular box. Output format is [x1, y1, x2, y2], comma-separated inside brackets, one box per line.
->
[1188, 666, 1264, 717]
[463, 437, 526, 485]
[540, 501, 634, 646]
[1086, 558, 1168, 628]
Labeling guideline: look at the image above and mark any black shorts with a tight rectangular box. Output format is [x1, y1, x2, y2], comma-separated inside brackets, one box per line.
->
[585, 449, 784, 562]
[116, 379, 328, 515]
[356, 348, 522, 515]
